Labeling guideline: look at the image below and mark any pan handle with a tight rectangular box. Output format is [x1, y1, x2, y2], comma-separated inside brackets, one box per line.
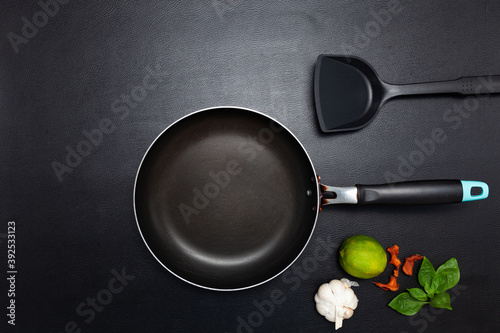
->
[321, 180, 488, 205]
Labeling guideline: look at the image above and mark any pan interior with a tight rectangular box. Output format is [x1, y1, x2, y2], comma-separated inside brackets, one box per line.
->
[135, 108, 318, 290]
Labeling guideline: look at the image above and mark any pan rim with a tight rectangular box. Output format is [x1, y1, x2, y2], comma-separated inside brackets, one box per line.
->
[133, 105, 320, 291]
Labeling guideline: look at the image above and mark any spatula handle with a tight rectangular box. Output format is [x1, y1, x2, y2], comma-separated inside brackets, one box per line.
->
[388, 76, 500, 97]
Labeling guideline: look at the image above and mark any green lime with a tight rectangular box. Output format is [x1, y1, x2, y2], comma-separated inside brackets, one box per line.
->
[339, 235, 387, 279]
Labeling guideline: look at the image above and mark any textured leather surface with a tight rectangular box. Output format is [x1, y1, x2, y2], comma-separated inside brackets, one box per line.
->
[1, 1, 500, 332]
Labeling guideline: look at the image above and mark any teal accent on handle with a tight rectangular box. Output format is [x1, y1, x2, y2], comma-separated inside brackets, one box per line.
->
[461, 181, 489, 202]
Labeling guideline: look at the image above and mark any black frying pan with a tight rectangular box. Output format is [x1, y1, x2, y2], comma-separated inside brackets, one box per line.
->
[134, 107, 488, 290]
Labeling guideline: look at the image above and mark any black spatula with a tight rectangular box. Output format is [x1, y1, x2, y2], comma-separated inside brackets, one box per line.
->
[314, 54, 500, 133]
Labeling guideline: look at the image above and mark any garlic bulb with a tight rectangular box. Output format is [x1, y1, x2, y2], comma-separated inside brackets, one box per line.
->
[314, 278, 359, 330]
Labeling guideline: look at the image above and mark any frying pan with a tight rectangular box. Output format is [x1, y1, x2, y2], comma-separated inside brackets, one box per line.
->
[314, 54, 500, 132]
[134, 106, 488, 290]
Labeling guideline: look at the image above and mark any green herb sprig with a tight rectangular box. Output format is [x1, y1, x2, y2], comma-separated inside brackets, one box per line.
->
[388, 257, 459, 316]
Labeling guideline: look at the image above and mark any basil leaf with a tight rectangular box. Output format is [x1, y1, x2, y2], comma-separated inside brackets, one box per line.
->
[436, 257, 458, 273]
[435, 258, 460, 291]
[429, 273, 447, 295]
[389, 292, 429, 316]
[418, 257, 436, 293]
[407, 288, 428, 301]
[430, 292, 452, 310]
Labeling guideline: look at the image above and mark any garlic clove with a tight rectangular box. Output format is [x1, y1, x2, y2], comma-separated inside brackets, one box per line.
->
[342, 307, 354, 319]
[335, 308, 343, 330]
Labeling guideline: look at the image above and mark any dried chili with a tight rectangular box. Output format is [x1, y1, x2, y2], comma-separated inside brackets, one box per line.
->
[402, 254, 424, 276]
[373, 276, 399, 291]
[373, 245, 402, 291]
[387, 245, 401, 277]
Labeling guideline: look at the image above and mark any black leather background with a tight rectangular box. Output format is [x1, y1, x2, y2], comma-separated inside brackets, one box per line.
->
[1, 1, 500, 332]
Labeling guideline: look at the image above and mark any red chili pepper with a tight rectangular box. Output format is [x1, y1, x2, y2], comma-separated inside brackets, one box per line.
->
[373, 276, 399, 291]
[387, 245, 401, 277]
[387, 245, 401, 268]
[402, 254, 424, 276]
[373, 245, 402, 291]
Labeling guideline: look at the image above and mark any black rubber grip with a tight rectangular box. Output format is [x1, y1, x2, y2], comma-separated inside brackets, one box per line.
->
[356, 180, 463, 205]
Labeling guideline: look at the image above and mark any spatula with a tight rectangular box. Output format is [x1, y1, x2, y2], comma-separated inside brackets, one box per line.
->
[314, 54, 500, 133]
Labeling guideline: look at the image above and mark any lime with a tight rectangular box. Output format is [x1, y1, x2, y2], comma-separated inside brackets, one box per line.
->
[339, 235, 387, 279]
